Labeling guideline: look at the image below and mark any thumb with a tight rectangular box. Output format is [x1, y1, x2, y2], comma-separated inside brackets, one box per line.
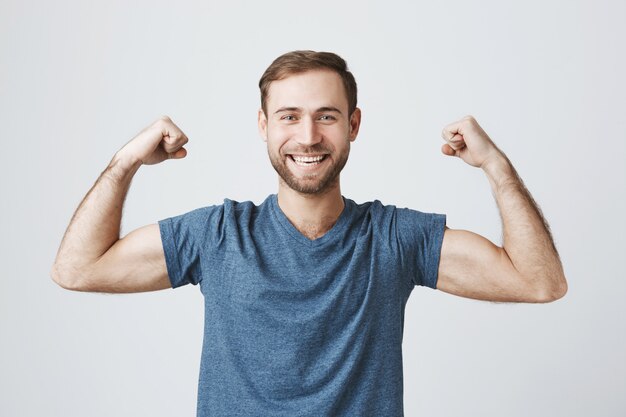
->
[168, 147, 188, 160]
[441, 143, 457, 157]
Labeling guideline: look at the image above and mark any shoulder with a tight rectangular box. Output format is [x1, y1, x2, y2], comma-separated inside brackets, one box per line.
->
[348, 198, 443, 223]
[346, 197, 446, 241]
[349, 198, 394, 218]
[222, 195, 273, 221]
[158, 196, 273, 245]
[346, 198, 408, 238]
[166, 196, 268, 220]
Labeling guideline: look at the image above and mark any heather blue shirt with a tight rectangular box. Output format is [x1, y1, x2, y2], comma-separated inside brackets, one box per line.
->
[158, 194, 446, 417]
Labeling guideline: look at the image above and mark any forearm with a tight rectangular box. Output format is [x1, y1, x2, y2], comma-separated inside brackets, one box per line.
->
[52, 153, 142, 283]
[482, 153, 567, 298]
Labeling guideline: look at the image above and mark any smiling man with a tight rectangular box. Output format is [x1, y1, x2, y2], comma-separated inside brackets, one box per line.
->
[259, 65, 360, 239]
[51, 50, 567, 416]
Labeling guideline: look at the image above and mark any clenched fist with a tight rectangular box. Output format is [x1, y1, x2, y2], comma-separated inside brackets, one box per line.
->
[117, 115, 189, 165]
[441, 115, 503, 169]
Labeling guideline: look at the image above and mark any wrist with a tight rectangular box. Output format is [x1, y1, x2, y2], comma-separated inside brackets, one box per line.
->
[110, 150, 143, 171]
[481, 151, 511, 176]
[481, 152, 519, 190]
[106, 151, 143, 182]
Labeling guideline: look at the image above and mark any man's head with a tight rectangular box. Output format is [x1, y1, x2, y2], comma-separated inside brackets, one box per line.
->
[259, 50, 358, 119]
[258, 50, 361, 195]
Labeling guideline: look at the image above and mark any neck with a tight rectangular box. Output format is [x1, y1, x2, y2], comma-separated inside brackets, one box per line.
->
[276, 179, 345, 240]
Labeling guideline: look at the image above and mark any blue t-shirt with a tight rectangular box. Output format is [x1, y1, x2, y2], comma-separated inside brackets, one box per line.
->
[158, 194, 446, 417]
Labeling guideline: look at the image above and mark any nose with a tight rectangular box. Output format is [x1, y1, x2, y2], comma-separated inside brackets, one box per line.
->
[295, 116, 322, 146]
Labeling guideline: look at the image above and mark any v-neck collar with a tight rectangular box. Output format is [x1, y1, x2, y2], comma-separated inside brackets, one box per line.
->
[269, 193, 353, 247]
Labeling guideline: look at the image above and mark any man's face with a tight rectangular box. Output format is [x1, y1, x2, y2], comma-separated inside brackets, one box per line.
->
[258, 69, 361, 195]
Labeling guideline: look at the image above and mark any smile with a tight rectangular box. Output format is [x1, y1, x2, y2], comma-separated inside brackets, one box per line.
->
[288, 154, 328, 166]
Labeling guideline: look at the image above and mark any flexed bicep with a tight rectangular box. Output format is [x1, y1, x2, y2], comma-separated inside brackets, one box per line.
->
[81, 224, 171, 293]
[436, 227, 547, 303]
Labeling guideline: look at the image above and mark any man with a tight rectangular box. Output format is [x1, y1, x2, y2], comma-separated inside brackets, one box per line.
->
[51, 50, 567, 416]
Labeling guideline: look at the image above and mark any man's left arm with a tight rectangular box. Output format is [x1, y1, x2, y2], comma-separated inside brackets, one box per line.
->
[436, 116, 567, 303]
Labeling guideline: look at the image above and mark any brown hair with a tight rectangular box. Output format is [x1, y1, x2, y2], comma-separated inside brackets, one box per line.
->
[259, 50, 358, 117]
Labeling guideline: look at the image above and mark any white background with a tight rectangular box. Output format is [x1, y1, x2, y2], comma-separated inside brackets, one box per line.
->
[1, 0, 624, 416]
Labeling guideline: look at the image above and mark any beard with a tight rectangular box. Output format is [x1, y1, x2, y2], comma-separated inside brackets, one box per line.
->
[268, 142, 350, 195]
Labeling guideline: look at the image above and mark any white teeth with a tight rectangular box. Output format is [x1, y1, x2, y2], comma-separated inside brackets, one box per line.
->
[292, 155, 325, 163]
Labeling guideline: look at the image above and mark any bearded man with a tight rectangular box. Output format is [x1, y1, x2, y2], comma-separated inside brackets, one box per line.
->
[52, 50, 567, 416]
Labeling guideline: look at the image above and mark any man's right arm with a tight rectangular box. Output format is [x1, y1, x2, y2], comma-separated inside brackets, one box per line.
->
[51, 116, 189, 293]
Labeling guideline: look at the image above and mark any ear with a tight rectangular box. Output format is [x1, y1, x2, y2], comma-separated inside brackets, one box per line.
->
[348, 107, 362, 142]
[258, 108, 268, 142]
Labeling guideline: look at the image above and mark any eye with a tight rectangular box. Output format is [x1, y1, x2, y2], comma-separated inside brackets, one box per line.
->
[319, 115, 336, 121]
[281, 115, 297, 121]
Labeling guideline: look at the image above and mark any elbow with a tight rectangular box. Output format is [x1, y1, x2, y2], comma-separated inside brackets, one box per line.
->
[50, 263, 91, 292]
[533, 276, 568, 303]
[555, 278, 568, 300]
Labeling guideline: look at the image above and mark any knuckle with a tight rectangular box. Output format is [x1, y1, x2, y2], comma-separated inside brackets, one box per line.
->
[153, 115, 171, 128]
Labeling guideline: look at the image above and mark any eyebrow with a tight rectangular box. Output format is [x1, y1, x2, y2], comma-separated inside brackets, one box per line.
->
[274, 106, 343, 115]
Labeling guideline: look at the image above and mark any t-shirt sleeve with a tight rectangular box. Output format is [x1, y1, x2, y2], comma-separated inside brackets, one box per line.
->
[395, 208, 447, 289]
[158, 206, 220, 289]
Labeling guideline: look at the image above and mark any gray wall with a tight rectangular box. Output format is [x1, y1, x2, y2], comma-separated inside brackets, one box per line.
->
[1, 0, 624, 415]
